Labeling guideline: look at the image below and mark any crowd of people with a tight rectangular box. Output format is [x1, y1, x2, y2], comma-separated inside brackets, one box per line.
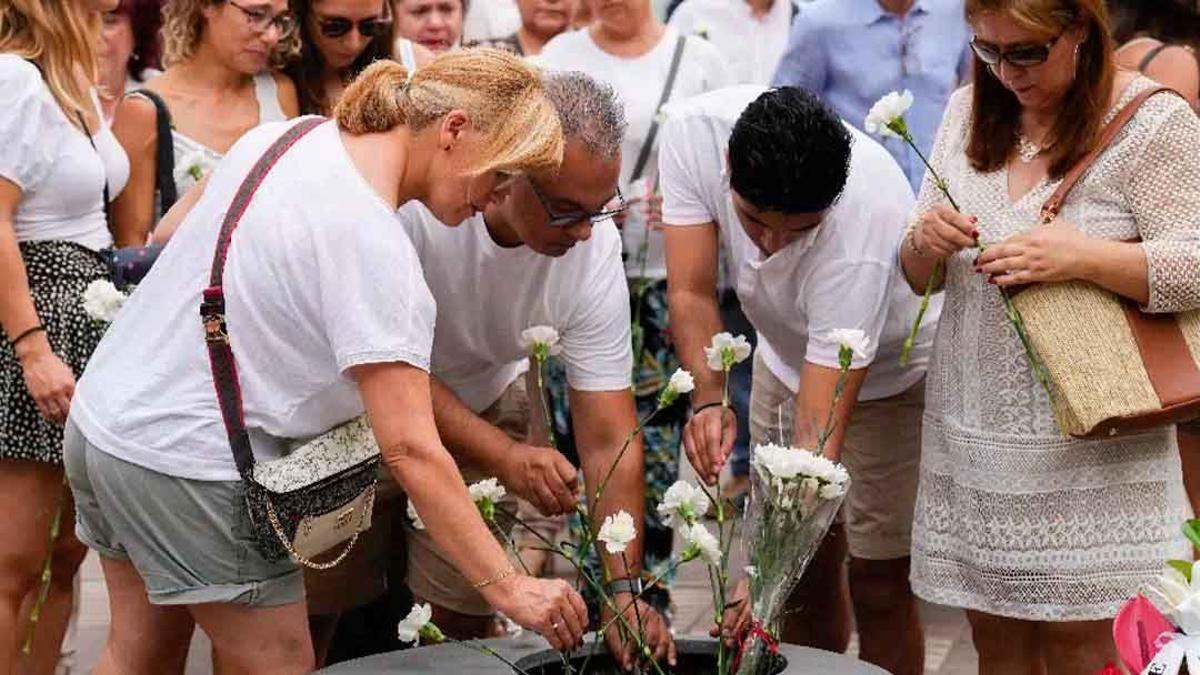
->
[1, 0, 1198, 674]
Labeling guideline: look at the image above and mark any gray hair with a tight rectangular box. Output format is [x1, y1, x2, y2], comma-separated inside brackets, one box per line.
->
[542, 71, 627, 161]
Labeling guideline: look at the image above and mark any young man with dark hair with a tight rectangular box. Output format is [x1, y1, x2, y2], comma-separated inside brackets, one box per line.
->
[660, 85, 939, 675]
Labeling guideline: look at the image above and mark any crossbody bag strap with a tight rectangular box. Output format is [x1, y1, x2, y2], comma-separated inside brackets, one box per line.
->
[1040, 86, 1176, 223]
[629, 34, 688, 183]
[131, 89, 179, 215]
[201, 117, 326, 478]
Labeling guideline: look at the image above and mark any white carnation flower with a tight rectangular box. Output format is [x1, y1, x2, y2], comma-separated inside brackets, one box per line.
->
[173, 149, 217, 192]
[819, 483, 846, 500]
[683, 522, 722, 566]
[397, 602, 433, 644]
[519, 325, 562, 358]
[82, 280, 129, 323]
[1146, 560, 1200, 635]
[744, 565, 759, 579]
[657, 480, 710, 528]
[863, 90, 914, 139]
[468, 477, 507, 504]
[704, 332, 753, 371]
[751, 443, 803, 481]
[668, 369, 695, 395]
[827, 328, 871, 360]
[598, 510, 637, 555]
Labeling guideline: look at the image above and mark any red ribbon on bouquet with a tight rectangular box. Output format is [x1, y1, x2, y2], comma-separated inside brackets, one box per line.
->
[731, 620, 779, 673]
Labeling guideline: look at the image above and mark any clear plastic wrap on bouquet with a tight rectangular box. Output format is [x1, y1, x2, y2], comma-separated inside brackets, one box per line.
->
[735, 450, 848, 675]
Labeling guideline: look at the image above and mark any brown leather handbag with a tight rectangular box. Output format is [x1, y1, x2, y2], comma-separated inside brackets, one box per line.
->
[1011, 86, 1200, 439]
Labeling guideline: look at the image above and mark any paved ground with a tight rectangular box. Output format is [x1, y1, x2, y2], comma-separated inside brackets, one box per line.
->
[70, 458, 978, 673]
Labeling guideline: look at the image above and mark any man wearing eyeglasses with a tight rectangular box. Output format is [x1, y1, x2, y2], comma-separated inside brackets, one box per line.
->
[661, 85, 939, 675]
[772, 0, 972, 192]
[397, 71, 677, 669]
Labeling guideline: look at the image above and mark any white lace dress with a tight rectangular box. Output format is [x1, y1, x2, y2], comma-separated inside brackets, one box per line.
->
[910, 77, 1200, 621]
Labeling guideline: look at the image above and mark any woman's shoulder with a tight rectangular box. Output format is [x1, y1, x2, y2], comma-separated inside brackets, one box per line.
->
[269, 71, 301, 119]
[0, 54, 46, 101]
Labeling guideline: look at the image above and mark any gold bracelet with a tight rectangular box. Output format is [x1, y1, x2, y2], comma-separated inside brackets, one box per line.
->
[473, 565, 516, 590]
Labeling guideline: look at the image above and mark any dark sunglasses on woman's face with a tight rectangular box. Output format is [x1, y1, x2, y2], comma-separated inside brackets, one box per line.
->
[317, 15, 393, 39]
[970, 32, 1063, 68]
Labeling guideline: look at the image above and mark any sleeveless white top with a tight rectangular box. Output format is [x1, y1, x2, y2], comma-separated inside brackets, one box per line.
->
[159, 72, 287, 197]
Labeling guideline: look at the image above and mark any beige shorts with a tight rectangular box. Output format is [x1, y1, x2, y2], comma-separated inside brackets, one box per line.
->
[404, 377, 530, 616]
[748, 352, 923, 561]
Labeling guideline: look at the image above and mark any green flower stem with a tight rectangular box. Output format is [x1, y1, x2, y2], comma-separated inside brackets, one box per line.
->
[816, 357, 852, 453]
[892, 127, 1050, 397]
[448, 638, 537, 675]
[532, 355, 557, 450]
[591, 405, 664, 519]
[492, 509, 665, 675]
[22, 477, 66, 655]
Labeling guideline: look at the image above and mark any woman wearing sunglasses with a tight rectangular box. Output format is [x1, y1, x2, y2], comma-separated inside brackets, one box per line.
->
[902, 0, 1200, 672]
[108, 0, 301, 247]
[288, 0, 434, 116]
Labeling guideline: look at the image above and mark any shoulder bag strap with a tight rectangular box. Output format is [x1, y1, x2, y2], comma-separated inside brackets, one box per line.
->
[629, 34, 688, 183]
[1040, 86, 1176, 224]
[201, 117, 325, 478]
[132, 89, 179, 215]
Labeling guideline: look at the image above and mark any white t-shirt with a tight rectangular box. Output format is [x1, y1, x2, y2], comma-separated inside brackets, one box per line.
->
[72, 120, 437, 481]
[539, 27, 731, 280]
[659, 85, 940, 401]
[403, 205, 632, 412]
[0, 55, 123, 250]
[462, 0, 520, 42]
[668, 0, 795, 86]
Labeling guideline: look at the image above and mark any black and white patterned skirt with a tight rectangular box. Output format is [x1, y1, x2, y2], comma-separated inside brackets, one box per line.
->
[1, 241, 109, 465]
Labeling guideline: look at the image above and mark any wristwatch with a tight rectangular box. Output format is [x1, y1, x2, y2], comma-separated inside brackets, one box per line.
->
[605, 577, 644, 596]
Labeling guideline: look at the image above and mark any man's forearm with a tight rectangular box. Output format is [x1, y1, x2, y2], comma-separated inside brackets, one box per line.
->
[572, 389, 646, 580]
[667, 286, 727, 407]
[430, 377, 515, 477]
[792, 363, 869, 462]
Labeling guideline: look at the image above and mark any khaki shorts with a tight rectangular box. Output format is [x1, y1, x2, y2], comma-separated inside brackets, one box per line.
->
[748, 352, 923, 561]
[404, 377, 530, 616]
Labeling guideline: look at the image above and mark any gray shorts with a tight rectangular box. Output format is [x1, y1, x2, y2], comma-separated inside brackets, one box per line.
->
[64, 422, 304, 607]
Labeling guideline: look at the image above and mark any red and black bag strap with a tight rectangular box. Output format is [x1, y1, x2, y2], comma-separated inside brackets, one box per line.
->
[201, 117, 325, 478]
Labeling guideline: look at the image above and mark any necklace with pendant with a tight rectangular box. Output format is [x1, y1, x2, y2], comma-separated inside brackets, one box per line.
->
[1016, 133, 1043, 163]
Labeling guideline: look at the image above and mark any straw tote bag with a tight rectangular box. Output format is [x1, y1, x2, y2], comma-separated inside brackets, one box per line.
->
[1011, 86, 1200, 439]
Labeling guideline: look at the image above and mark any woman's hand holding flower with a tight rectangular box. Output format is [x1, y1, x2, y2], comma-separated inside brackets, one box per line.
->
[913, 204, 979, 260]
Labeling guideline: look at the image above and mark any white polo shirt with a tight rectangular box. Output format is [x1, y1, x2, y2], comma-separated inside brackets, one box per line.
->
[402, 205, 633, 412]
[659, 85, 940, 401]
[668, 0, 796, 86]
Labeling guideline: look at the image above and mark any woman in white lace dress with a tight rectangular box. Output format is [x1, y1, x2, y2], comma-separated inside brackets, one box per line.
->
[900, 0, 1200, 671]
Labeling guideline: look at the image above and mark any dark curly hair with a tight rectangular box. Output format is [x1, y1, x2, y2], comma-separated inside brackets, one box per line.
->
[728, 87, 853, 214]
[114, 0, 164, 80]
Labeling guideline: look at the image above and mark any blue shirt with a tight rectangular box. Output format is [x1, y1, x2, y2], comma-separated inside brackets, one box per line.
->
[772, 0, 971, 190]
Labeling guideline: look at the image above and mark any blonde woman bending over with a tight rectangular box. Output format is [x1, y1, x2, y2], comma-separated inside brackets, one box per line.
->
[66, 50, 583, 675]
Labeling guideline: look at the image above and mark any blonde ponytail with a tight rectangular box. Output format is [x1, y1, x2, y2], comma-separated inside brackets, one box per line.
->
[334, 48, 563, 178]
[335, 61, 411, 135]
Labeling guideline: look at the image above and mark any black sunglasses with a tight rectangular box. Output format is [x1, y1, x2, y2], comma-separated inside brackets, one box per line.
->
[970, 33, 1063, 68]
[528, 178, 627, 228]
[317, 15, 392, 39]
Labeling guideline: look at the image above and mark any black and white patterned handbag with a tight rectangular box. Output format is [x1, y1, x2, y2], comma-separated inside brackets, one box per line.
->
[200, 118, 379, 568]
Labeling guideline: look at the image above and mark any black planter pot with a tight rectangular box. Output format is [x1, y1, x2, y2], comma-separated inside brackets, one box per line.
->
[318, 635, 889, 674]
[514, 638, 786, 675]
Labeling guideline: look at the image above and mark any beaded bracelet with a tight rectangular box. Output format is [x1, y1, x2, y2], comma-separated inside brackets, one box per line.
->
[904, 226, 925, 257]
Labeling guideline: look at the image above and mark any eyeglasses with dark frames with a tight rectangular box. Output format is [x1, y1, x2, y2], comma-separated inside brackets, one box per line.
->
[527, 178, 628, 228]
[970, 32, 1064, 69]
[317, 15, 392, 38]
[227, 0, 296, 38]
